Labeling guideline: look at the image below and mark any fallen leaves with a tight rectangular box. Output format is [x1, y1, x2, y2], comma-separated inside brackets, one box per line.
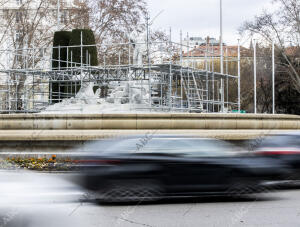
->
[1, 156, 75, 171]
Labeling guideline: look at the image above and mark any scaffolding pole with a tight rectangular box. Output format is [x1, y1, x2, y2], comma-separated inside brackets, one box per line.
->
[272, 40, 275, 114]
[254, 39, 257, 114]
[0, 35, 240, 114]
[238, 39, 241, 112]
[180, 30, 183, 109]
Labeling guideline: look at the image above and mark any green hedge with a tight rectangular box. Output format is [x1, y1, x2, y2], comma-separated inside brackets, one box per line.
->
[52, 31, 72, 69]
[68, 29, 98, 66]
[51, 29, 98, 103]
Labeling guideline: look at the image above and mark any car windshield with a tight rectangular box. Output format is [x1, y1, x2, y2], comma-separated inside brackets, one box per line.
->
[102, 137, 238, 157]
[260, 135, 300, 148]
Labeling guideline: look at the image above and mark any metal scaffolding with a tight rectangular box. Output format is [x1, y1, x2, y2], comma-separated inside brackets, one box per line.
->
[0, 32, 241, 114]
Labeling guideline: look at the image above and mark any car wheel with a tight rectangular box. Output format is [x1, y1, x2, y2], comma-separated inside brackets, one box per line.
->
[96, 180, 163, 203]
[227, 179, 259, 197]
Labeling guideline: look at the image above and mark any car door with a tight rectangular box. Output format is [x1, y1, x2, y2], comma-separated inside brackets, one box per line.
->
[156, 139, 233, 193]
[164, 156, 226, 193]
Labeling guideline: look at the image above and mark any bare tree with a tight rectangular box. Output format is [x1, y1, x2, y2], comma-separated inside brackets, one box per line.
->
[88, 0, 147, 45]
[0, 0, 84, 69]
[0, 0, 80, 110]
[0, 0, 166, 111]
[239, 0, 300, 92]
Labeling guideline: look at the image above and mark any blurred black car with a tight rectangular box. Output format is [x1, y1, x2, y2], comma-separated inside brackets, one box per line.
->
[254, 132, 300, 181]
[76, 135, 289, 203]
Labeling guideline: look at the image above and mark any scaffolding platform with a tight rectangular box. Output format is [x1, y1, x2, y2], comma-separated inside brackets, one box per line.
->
[0, 38, 241, 113]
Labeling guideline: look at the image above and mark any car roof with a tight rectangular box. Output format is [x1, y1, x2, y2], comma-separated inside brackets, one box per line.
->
[116, 134, 217, 140]
[268, 131, 300, 137]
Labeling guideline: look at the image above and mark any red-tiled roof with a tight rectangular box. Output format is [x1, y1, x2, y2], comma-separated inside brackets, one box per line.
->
[183, 45, 250, 57]
[285, 46, 300, 56]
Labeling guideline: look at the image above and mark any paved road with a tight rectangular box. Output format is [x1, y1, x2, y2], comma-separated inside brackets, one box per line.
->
[1, 172, 300, 227]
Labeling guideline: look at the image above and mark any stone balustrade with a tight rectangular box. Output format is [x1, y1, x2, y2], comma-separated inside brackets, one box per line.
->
[0, 113, 299, 130]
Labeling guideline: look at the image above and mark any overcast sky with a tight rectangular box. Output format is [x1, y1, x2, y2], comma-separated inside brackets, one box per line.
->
[146, 0, 277, 46]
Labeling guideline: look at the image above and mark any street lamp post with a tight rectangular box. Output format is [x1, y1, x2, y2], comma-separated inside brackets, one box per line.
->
[272, 41, 275, 114]
[57, 0, 60, 31]
[238, 39, 241, 112]
[220, 0, 223, 74]
[220, 0, 224, 112]
[254, 39, 257, 114]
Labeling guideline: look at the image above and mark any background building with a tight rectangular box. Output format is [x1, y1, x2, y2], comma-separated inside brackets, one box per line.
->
[182, 44, 250, 71]
[182, 36, 222, 52]
[0, 0, 80, 110]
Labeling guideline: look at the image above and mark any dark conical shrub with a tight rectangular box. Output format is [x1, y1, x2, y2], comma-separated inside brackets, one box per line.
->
[68, 29, 98, 66]
[52, 31, 72, 69]
[50, 29, 98, 103]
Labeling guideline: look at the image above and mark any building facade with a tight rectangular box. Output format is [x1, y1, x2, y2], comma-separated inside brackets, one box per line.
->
[182, 44, 250, 72]
[0, 0, 80, 111]
[182, 36, 222, 52]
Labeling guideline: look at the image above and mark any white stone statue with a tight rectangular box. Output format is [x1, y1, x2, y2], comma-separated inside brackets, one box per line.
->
[75, 81, 100, 104]
[105, 81, 150, 105]
[130, 30, 147, 66]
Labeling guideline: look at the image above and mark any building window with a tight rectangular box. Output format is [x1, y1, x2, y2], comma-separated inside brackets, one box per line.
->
[2, 9, 9, 19]
[15, 30, 22, 43]
[61, 10, 68, 24]
[16, 11, 22, 23]
[16, 50, 23, 63]
[16, 54, 21, 63]
[39, 48, 44, 57]
[16, 0, 22, 5]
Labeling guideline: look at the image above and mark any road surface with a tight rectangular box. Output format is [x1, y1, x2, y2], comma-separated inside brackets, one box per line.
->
[0, 172, 300, 227]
